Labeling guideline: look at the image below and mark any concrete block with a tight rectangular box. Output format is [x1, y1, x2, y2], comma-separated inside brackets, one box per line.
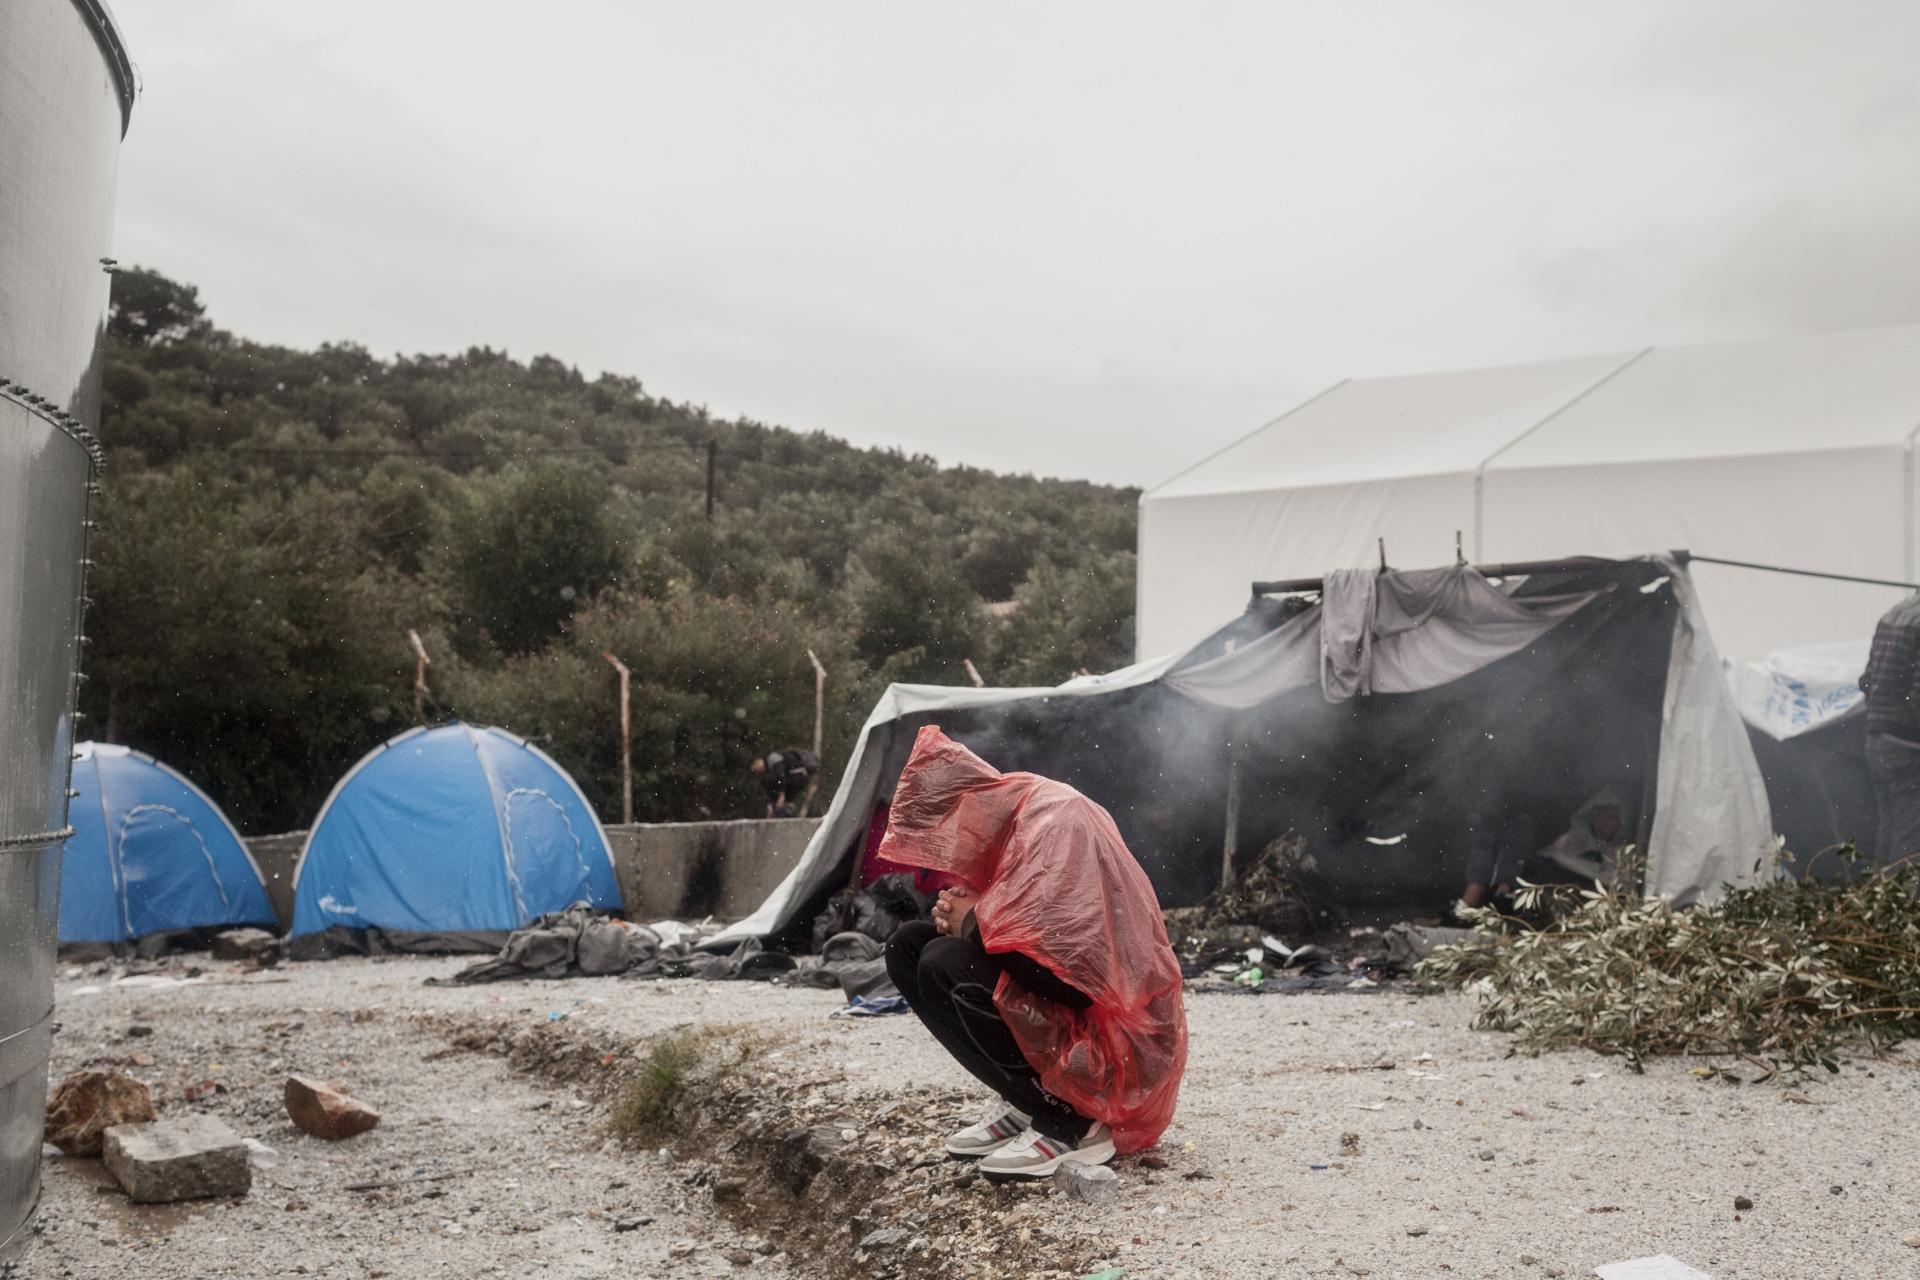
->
[103, 1115, 251, 1203]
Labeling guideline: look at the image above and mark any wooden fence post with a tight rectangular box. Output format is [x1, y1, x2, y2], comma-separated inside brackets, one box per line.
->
[602, 652, 633, 825]
[801, 648, 827, 818]
[408, 630, 431, 723]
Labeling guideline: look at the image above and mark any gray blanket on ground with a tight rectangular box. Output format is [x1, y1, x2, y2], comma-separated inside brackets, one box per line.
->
[438, 905, 898, 1002]
[439, 903, 660, 984]
[686, 931, 896, 1001]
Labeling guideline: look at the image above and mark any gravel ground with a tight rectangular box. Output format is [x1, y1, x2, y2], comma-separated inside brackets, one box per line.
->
[20, 954, 1920, 1279]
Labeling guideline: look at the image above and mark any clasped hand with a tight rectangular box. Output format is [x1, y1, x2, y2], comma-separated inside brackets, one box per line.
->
[931, 886, 981, 937]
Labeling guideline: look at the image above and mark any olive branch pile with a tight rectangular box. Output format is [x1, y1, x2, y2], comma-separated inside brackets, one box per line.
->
[1418, 847, 1920, 1079]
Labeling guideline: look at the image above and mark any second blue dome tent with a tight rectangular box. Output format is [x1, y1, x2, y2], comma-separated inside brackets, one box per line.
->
[289, 723, 621, 956]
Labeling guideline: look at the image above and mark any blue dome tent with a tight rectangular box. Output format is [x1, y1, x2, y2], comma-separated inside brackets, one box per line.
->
[290, 723, 621, 955]
[59, 743, 276, 950]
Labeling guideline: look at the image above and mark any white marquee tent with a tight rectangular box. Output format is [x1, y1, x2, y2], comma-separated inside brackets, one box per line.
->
[1138, 323, 1920, 665]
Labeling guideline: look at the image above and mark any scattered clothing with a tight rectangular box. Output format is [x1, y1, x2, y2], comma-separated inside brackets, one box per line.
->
[433, 899, 917, 1007]
[828, 994, 910, 1018]
[1319, 568, 1379, 700]
[818, 930, 884, 964]
[1382, 922, 1479, 970]
[810, 872, 932, 952]
[437, 903, 659, 984]
[806, 930, 901, 1003]
[684, 936, 800, 981]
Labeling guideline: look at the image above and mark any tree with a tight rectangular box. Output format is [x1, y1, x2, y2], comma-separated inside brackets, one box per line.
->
[990, 552, 1137, 686]
[849, 540, 986, 683]
[444, 590, 878, 822]
[80, 467, 418, 831]
[80, 267, 1144, 829]
[440, 460, 631, 656]
[960, 526, 1038, 602]
[107, 266, 214, 347]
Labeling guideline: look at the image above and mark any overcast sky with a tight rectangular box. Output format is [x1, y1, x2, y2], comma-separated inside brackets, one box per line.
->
[107, 1, 1920, 488]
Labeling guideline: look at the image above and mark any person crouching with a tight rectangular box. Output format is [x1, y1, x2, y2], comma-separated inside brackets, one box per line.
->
[878, 726, 1187, 1180]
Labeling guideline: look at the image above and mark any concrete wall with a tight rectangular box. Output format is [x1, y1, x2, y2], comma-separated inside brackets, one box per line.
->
[244, 818, 821, 932]
[605, 818, 820, 923]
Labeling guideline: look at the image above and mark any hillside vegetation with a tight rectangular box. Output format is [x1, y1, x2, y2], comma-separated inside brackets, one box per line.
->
[84, 269, 1139, 832]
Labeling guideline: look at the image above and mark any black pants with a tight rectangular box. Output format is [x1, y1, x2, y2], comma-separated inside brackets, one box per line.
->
[884, 921, 1090, 1142]
[1867, 732, 1920, 862]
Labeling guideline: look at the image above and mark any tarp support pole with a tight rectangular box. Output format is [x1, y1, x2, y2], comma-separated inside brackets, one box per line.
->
[1906, 438, 1915, 584]
[1683, 555, 1919, 592]
[1252, 551, 1690, 597]
[1220, 748, 1241, 890]
[1255, 550, 1919, 597]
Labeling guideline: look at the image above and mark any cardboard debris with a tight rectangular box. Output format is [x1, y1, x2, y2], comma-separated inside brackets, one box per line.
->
[1594, 1256, 1713, 1280]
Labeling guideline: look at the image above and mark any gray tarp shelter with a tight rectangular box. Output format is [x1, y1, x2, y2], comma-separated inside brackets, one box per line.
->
[715, 554, 1776, 949]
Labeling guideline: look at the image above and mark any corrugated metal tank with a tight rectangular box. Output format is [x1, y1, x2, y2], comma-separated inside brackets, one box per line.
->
[0, 0, 134, 1254]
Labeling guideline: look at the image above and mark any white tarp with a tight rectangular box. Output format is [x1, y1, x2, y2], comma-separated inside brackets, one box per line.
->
[1647, 557, 1776, 902]
[709, 651, 1182, 948]
[715, 559, 1773, 945]
[1140, 323, 1920, 667]
[1728, 641, 1868, 741]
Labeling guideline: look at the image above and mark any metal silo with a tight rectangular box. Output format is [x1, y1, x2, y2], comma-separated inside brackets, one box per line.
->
[0, 0, 135, 1255]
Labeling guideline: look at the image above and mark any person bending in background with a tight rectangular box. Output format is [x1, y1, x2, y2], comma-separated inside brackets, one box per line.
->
[750, 748, 815, 818]
[1860, 593, 1920, 861]
[880, 727, 1187, 1180]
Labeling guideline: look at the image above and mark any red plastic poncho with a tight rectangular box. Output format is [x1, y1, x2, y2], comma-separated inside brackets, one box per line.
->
[877, 726, 1188, 1152]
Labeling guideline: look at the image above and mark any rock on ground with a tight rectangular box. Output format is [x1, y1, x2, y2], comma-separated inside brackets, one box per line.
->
[774, 1123, 847, 1194]
[1053, 1162, 1119, 1204]
[44, 1071, 155, 1156]
[283, 1075, 380, 1140]
[210, 928, 282, 965]
[103, 1115, 251, 1203]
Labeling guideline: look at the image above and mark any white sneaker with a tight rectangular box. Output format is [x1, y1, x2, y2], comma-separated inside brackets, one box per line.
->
[944, 1101, 1031, 1158]
[979, 1121, 1115, 1180]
